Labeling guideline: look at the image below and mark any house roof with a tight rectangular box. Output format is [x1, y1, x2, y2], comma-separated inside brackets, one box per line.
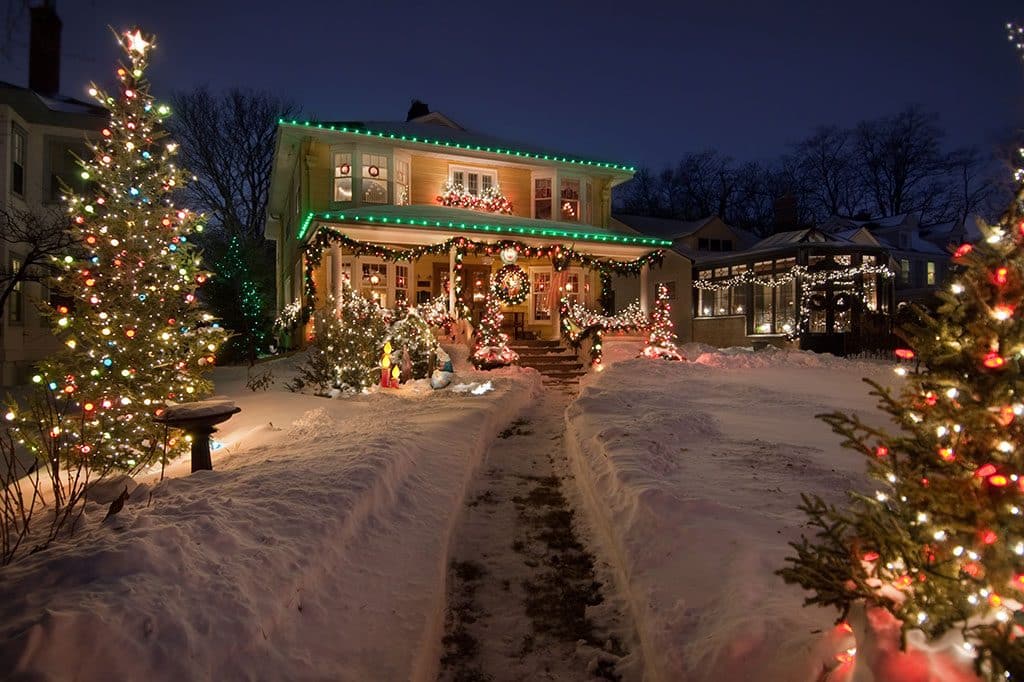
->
[299, 204, 673, 248]
[611, 214, 717, 240]
[0, 80, 106, 128]
[748, 228, 844, 249]
[277, 117, 636, 172]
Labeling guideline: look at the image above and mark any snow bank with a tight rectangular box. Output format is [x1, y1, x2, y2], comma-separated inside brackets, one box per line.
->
[0, 354, 542, 682]
[566, 354, 897, 682]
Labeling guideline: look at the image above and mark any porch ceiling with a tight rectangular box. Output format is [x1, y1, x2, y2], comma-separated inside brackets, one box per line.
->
[300, 205, 672, 257]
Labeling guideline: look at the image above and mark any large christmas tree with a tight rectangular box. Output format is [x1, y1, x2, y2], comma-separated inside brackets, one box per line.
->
[779, 186, 1024, 678]
[18, 30, 226, 472]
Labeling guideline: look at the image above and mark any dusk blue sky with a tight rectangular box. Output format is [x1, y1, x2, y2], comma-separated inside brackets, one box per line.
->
[2, 0, 1022, 170]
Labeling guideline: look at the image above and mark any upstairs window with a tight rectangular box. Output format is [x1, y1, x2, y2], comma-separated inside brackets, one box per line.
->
[9, 256, 23, 323]
[450, 166, 496, 197]
[560, 178, 580, 222]
[361, 153, 388, 204]
[926, 261, 936, 285]
[11, 124, 25, 197]
[534, 177, 552, 220]
[333, 152, 353, 202]
[899, 259, 910, 284]
[395, 157, 410, 206]
[47, 140, 89, 202]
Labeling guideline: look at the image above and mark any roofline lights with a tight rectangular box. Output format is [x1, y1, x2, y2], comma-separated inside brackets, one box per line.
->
[278, 119, 636, 172]
[296, 211, 672, 247]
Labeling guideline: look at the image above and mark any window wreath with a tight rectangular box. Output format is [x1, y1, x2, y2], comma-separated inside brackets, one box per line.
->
[493, 264, 530, 305]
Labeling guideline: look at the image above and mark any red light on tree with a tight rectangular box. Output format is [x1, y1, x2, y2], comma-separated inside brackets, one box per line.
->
[895, 348, 915, 360]
[954, 243, 973, 258]
[983, 351, 1006, 369]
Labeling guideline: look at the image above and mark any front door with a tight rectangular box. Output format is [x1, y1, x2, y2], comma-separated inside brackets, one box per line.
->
[463, 265, 492, 326]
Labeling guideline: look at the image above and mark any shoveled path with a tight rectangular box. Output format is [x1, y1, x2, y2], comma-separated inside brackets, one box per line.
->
[438, 380, 640, 682]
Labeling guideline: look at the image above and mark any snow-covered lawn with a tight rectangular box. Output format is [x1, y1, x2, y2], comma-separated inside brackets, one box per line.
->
[565, 341, 898, 682]
[0, 348, 541, 681]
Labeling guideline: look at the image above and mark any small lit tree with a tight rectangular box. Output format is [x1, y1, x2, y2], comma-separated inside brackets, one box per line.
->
[14, 29, 226, 472]
[472, 280, 518, 369]
[639, 283, 683, 360]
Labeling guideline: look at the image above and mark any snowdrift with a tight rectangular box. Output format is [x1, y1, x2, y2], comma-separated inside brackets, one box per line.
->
[565, 352, 895, 681]
[0, 358, 541, 682]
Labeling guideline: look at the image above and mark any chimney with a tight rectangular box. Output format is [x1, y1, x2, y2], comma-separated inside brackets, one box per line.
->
[772, 193, 799, 234]
[29, 1, 62, 95]
[406, 99, 430, 121]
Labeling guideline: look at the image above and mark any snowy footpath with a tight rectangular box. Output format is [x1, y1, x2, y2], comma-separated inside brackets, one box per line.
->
[565, 342, 897, 682]
[0, 352, 541, 682]
[438, 380, 641, 681]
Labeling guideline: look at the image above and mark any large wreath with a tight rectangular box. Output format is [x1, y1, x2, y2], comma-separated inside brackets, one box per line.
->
[493, 264, 530, 305]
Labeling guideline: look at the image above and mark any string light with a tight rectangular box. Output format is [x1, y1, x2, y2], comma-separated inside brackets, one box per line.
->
[9, 28, 227, 471]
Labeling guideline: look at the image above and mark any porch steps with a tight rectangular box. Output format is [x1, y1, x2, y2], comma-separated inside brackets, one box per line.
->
[510, 340, 587, 382]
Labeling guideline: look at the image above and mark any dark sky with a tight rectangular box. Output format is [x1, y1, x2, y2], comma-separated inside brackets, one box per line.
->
[3, 0, 1023, 169]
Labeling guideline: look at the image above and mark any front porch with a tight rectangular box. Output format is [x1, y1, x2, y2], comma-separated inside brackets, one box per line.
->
[293, 208, 669, 350]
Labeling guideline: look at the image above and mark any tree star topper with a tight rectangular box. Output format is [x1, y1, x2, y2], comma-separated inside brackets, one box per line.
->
[125, 29, 150, 54]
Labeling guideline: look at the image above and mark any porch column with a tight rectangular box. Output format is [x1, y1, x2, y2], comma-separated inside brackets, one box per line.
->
[448, 245, 458, 317]
[639, 263, 650, 314]
[330, 242, 343, 307]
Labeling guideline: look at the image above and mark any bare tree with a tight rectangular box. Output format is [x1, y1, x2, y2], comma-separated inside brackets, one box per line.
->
[168, 89, 296, 363]
[792, 126, 863, 221]
[170, 88, 295, 240]
[0, 206, 76, 317]
[853, 105, 953, 220]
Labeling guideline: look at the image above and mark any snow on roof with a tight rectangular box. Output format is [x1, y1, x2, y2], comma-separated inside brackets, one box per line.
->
[611, 214, 718, 240]
[748, 228, 847, 249]
[0, 80, 106, 124]
[280, 118, 635, 172]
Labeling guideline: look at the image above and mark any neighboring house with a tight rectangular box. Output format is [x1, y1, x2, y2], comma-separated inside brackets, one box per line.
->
[264, 103, 677, 347]
[0, 2, 106, 385]
[690, 227, 896, 356]
[611, 214, 751, 339]
[821, 214, 952, 305]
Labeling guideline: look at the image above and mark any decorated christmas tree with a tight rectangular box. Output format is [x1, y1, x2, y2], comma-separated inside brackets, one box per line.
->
[389, 308, 438, 380]
[13, 30, 227, 472]
[639, 283, 683, 360]
[778, 185, 1024, 678]
[472, 280, 518, 369]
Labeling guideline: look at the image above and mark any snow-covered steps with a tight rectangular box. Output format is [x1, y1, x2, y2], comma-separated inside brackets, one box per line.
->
[510, 340, 587, 382]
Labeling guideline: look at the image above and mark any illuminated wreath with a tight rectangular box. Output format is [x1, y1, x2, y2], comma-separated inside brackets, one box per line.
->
[493, 264, 530, 305]
[833, 292, 855, 312]
[808, 292, 827, 311]
[368, 165, 380, 177]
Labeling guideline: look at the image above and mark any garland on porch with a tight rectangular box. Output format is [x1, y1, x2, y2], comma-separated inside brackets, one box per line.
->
[301, 228, 664, 321]
[560, 296, 650, 369]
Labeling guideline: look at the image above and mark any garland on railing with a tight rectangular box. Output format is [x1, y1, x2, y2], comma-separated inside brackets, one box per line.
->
[436, 181, 513, 215]
[301, 228, 664, 321]
[560, 296, 650, 369]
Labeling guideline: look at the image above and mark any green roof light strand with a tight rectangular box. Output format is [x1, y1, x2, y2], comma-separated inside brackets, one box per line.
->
[297, 211, 672, 247]
[278, 119, 636, 172]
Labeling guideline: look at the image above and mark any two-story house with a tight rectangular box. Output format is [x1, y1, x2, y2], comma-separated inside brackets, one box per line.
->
[820, 214, 950, 306]
[0, 2, 106, 385]
[265, 103, 686, 347]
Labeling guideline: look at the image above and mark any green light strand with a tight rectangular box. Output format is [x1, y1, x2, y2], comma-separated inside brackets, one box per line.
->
[278, 119, 636, 172]
[298, 211, 671, 247]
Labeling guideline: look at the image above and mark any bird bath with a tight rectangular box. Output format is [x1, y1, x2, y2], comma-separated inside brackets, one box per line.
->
[154, 399, 241, 472]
